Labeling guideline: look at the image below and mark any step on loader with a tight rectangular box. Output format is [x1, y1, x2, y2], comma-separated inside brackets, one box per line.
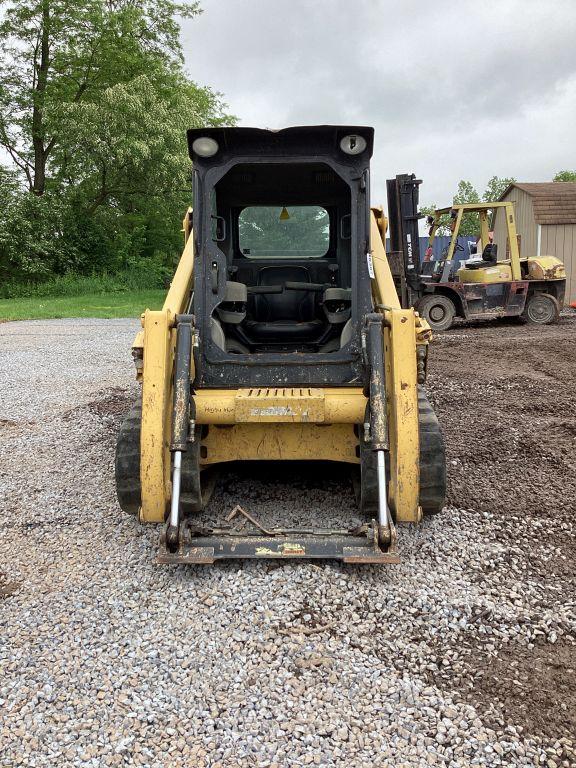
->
[115, 126, 446, 564]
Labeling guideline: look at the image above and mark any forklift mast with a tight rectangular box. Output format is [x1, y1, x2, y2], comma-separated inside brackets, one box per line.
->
[386, 174, 423, 308]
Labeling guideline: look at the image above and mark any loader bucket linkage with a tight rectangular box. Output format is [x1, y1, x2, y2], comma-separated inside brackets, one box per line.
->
[158, 505, 400, 564]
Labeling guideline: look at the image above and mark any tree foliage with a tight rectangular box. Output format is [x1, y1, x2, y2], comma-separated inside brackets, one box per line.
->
[0, 0, 233, 283]
[422, 176, 516, 237]
[553, 170, 576, 182]
[483, 175, 515, 202]
[453, 180, 480, 236]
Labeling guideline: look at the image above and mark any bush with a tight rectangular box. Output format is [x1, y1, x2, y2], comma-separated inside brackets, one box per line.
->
[0, 183, 179, 298]
[0, 260, 172, 299]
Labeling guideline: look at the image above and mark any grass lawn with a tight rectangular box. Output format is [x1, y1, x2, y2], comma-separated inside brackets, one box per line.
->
[0, 290, 165, 321]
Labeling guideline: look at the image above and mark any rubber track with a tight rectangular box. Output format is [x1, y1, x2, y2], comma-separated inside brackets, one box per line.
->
[114, 404, 141, 515]
[114, 402, 204, 516]
[417, 388, 446, 515]
[358, 387, 446, 516]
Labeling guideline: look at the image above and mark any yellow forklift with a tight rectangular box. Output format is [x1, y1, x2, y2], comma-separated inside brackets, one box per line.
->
[416, 202, 566, 331]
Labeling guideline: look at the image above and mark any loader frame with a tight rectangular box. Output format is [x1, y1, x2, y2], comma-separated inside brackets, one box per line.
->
[135, 210, 425, 527]
[124, 126, 439, 564]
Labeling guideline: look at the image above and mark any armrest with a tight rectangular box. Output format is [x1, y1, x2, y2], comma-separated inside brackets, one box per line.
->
[246, 285, 284, 294]
[284, 281, 325, 292]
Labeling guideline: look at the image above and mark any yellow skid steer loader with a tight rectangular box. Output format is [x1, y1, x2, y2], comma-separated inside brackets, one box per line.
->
[115, 126, 445, 564]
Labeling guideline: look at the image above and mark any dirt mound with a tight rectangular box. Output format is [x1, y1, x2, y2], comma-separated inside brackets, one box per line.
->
[426, 313, 576, 742]
[429, 315, 576, 524]
[63, 386, 133, 441]
[472, 640, 576, 747]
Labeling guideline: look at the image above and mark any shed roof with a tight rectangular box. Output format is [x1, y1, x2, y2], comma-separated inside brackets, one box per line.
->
[500, 182, 576, 225]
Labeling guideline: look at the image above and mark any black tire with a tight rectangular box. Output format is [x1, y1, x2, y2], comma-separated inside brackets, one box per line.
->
[522, 293, 560, 325]
[417, 294, 456, 331]
[353, 389, 446, 517]
[114, 401, 213, 517]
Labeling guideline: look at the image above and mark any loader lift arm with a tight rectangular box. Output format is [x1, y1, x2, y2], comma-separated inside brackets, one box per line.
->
[137, 208, 195, 524]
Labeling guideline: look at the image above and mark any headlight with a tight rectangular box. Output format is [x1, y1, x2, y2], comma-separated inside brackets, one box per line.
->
[340, 134, 367, 155]
[192, 137, 219, 157]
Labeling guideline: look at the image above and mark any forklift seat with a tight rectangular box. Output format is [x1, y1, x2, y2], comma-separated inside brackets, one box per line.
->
[466, 243, 498, 270]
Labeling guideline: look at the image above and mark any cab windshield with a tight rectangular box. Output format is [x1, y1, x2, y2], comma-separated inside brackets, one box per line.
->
[238, 205, 329, 259]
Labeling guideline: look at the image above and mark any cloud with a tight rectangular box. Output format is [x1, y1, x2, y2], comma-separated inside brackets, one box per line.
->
[181, 0, 576, 204]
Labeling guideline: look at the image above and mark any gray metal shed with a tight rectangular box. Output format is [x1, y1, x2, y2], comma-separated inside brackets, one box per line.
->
[493, 182, 576, 303]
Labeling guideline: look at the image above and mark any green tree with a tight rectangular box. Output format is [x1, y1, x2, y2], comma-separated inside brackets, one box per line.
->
[420, 205, 451, 236]
[422, 176, 516, 238]
[454, 180, 481, 236]
[483, 176, 515, 203]
[553, 170, 576, 182]
[0, 0, 233, 282]
[0, 0, 201, 195]
[421, 180, 480, 237]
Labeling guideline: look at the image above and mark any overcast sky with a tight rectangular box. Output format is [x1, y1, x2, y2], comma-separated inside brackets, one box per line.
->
[180, 0, 576, 208]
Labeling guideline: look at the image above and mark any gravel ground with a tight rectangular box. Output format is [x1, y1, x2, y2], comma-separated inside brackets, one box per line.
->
[1, 316, 575, 768]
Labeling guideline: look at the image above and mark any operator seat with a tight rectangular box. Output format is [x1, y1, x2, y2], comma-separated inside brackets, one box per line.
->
[466, 243, 498, 269]
[245, 265, 323, 342]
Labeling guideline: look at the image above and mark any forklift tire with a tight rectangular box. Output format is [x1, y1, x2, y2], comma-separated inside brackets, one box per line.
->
[115, 402, 213, 517]
[417, 294, 456, 332]
[522, 293, 560, 325]
[354, 389, 446, 517]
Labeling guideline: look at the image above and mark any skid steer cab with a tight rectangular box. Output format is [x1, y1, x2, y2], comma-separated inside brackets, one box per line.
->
[115, 126, 445, 565]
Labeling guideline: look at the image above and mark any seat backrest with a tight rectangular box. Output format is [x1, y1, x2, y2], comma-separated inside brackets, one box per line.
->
[253, 265, 315, 322]
[482, 243, 498, 263]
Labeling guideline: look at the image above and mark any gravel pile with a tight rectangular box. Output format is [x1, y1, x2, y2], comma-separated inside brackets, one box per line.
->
[1, 317, 574, 767]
